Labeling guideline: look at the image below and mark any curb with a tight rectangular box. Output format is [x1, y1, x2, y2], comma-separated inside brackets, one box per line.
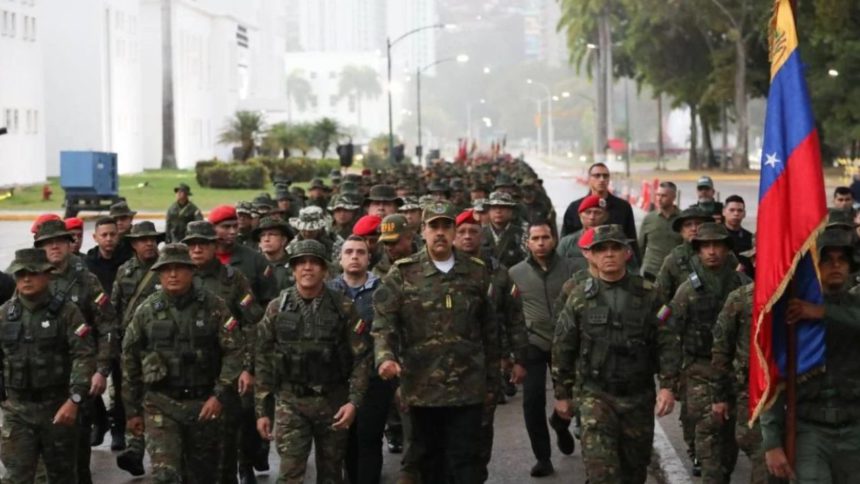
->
[653, 418, 693, 484]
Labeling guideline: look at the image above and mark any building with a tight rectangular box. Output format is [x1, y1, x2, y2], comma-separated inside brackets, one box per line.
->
[286, 0, 386, 53]
[42, 0, 144, 176]
[0, 0, 46, 186]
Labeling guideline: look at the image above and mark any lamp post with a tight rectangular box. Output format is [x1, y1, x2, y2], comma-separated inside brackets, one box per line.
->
[415, 54, 468, 160]
[387, 23, 453, 163]
[526, 79, 553, 158]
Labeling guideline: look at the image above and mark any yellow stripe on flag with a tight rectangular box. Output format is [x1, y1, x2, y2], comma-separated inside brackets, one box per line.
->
[769, 0, 798, 79]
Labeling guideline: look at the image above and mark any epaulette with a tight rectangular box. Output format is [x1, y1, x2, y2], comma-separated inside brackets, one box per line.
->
[394, 256, 417, 266]
[689, 271, 704, 291]
[225, 265, 235, 279]
[74, 261, 85, 272]
[470, 256, 485, 266]
[629, 275, 652, 296]
[583, 277, 599, 299]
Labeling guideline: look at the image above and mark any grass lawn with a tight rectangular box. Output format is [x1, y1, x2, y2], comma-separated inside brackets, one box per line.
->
[0, 169, 323, 212]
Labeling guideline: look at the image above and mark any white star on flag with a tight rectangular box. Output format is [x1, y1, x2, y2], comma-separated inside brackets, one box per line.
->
[764, 152, 781, 168]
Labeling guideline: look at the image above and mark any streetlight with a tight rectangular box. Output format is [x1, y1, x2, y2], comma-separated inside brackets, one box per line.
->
[387, 23, 455, 162]
[415, 54, 469, 160]
[483, 66, 491, 74]
[526, 78, 553, 157]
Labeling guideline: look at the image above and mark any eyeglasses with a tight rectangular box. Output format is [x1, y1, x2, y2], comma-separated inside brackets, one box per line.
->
[590, 173, 610, 179]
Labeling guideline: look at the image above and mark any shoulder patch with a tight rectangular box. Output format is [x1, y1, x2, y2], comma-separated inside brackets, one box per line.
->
[469, 256, 485, 266]
[394, 256, 417, 266]
[656, 304, 672, 324]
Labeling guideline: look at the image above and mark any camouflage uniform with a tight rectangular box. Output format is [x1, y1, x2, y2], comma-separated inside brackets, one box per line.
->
[667, 224, 749, 483]
[0, 249, 97, 484]
[165, 200, 203, 243]
[552, 225, 680, 484]
[255, 241, 370, 484]
[122, 245, 245, 484]
[481, 192, 527, 269]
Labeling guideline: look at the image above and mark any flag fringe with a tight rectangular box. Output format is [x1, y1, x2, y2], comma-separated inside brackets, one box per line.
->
[749, 217, 827, 427]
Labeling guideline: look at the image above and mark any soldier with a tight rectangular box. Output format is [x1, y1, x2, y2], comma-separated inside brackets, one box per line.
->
[666, 223, 750, 482]
[655, 206, 714, 303]
[236, 202, 257, 249]
[166, 183, 203, 243]
[254, 216, 293, 291]
[638, 181, 682, 281]
[372, 201, 499, 483]
[558, 194, 609, 270]
[111, 221, 166, 475]
[288, 206, 343, 262]
[109, 201, 138, 264]
[122, 243, 245, 483]
[691, 176, 724, 223]
[552, 224, 679, 483]
[307, 179, 330, 209]
[65, 217, 85, 257]
[183, 222, 264, 484]
[482, 191, 527, 269]
[373, 214, 417, 279]
[275, 184, 300, 219]
[520, 178, 555, 226]
[254, 240, 371, 484]
[365, 185, 403, 218]
[0, 249, 97, 484]
[329, 195, 360, 241]
[34, 220, 119, 484]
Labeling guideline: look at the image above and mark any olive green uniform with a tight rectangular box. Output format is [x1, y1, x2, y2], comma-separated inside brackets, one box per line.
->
[165, 201, 203, 243]
[638, 207, 682, 280]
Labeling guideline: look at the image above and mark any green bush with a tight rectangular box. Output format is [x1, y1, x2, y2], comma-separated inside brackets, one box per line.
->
[260, 157, 342, 183]
[194, 160, 268, 189]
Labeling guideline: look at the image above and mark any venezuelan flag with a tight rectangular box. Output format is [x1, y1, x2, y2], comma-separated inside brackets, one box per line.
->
[749, 0, 828, 424]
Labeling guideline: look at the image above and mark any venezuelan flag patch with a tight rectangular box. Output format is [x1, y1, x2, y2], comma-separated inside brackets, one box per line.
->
[510, 284, 520, 298]
[94, 292, 109, 307]
[240, 294, 254, 307]
[223, 317, 238, 332]
[263, 265, 273, 277]
[656, 305, 672, 323]
[74, 323, 91, 338]
[353, 319, 367, 335]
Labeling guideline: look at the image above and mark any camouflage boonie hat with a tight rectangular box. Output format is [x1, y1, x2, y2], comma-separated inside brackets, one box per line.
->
[493, 173, 516, 189]
[340, 181, 361, 196]
[182, 221, 218, 244]
[33, 219, 75, 245]
[274, 184, 293, 202]
[290, 186, 307, 200]
[365, 184, 402, 205]
[379, 214, 411, 243]
[422, 201, 457, 223]
[398, 196, 422, 212]
[109, 200, 137, 218]
[252, 193, 274, 212]
[253, 216, 292, 240]
[587, 224, 629, 250]
[826, 208, 855, 230]
[236, 201, 254, 216]
[328, 194, 360, 212]
[288, 239, 330, 264]
[817, 228, 855, 253]
[485, 191, 518, 208]
[151, 243, 196, 271]
[472, 198, 488, 212]
[671, 207, 712, 232]
[7, 248, 55, 274]
[692, 222, 732, 249]
[289, 206, 329, 232]
[124, 221, 166, 241]
[174, 182, 193, 195]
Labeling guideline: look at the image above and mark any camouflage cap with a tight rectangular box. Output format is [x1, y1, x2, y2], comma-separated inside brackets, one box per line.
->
[586, 224, 629, 250]
[124, 221, 166, 241]
[182, 221, 218, 244]
[472, 198, 488, 212]
[151, 243, 196, 271]
[33, 219, 75, 245]
[671, 207, 712, 232]
[309, 178, 328, 191]
[485, 191, 518, 208]
[274, 185, 293, 202]
[826, 208, 855, 230]
[340, 181, 361, 195]
[109, 200, 137, 218]
[174, 182, 193, 195]
[427, 180, 449, 194]
[379, 214, 411, 243]
[7, 248, 55, 274]
[422, 201, 457, 223]
[817, 227, 855, 253]
[398, 196, 422, 212]
[235, 201, 254, 215]
[328, 194, 360, 212]
[288, 239, 330, 264]
[290, 186, 307, 200]
[253, 216, 292, 240]
[289, 206, 329, 232]
[691, 222, 732, 249]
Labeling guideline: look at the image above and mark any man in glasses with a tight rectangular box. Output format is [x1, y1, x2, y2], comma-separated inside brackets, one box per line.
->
[561, 163, 639, 259]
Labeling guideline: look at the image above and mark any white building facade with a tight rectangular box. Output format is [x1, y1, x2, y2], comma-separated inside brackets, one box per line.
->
[0, 0, 47, 185]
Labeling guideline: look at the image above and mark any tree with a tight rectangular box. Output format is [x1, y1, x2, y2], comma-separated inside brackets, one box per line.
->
[218, 111, 266, 161]
[337, 65, 382, 135]
[309, 118, 342, 159]
[265, 122, 313, 158]
[286, 71, 312, 122]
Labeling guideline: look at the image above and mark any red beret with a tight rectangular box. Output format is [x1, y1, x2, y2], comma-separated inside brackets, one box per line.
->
[208, 204, 237, 225]
[64, 217, 84, 231]
[456, 209, 480, 227]
[578, 194, 606, 214]
[31, 213, 61, 234]
[578, 228, 595, 249]
[352, 215, 382, 237]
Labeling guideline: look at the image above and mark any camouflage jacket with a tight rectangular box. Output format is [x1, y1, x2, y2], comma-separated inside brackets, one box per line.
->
[52, 256, 118, 373]
[482, 223, 528, 269]
[254, 286, 370, 416]
[121, 286, 244, 418]
[263, 252, 293, 292]
[372, 249, 499, 407]
[711, 282, 753, 405]
[0, 293, 96, 399]
[112, 256, 159, 328]
[194, 258, 263, 373]
[552, 273, 680, 400]
[165, 200, 203, 243]
[655, 242, 739, 304]
[483, 255, 528, 363]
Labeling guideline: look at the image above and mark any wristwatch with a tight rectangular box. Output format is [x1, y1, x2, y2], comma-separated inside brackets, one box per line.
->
[69, 393, 83, 405]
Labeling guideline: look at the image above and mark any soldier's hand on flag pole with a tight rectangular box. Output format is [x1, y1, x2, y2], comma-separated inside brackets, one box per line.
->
[786, 298, 824, 324]
[766, 447, 795, 480]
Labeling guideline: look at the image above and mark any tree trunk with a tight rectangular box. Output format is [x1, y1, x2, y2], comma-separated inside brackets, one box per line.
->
[702, 114, 715, 168]
[721, 103, 729, 171]
[356, 95, 363, 137]
[656, 93, 664, 162]
[161, 0, 177, 169]
[595, 7, 610, 162]
[689, 103, 699, 170]
[733, 37, 749, 170]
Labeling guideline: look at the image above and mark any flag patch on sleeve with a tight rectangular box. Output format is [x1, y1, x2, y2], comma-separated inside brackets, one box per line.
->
[74, 323, 91, 338]
[656, 305, 672, 323]
[353, 319, 367, 335]
[240, 294, 254, 307]
[263, 265, 273, 277]
[223, 317, 238, 332]
[510, 284, 520, 298]
[94, 292, 109, 307]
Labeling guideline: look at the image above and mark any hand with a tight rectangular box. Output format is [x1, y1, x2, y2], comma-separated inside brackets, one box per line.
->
[331, 402, 357, 430]
[554, 399, 573, 420]
[238, 371, 254, 396]
[765, 447, 795, 480]
[127, 416, 144, 436]
[378, 360, 401, 380]
[256, 417, 273, 441]
[655, 389, 675, 417]
[711, 402, 730, 422]
[786, 298, 824, 324]
[90, 372, 107, 396]
[52, 399, 79, 426]
[510, 363, 527, 384]
[197, 396, 223, 422]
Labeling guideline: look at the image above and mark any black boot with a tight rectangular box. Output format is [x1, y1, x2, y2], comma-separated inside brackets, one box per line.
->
[90, 418, 109, 447]
[253, 442, 270, 472]
[530, 460, 554, 477]
[692, 457, 702, 477]
[239, 465, 257, 484]
[549, 413, 575, 455]
[116, 450, 145, 476]
[110, 428, 126, 451]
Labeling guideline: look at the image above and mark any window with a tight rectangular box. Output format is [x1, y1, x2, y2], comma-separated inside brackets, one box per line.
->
[2, 11, 8, 37]
[25, 109, 31, 133]
[9, 12, 15, 38]
[21, 15, 27, 40]
[30, 16, 35, 40]
[4, 109, 11, 132]
[309, 95, 318, 109]
[348, 95, 356, 113]
[13, 109, 19, 133]
[329, 95, 337, 107]
[32, 109, 37, 134]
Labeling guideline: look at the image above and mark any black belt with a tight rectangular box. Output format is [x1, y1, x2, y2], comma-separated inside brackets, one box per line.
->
[149, 386, 213, 401]
[7, 387, 67, 402]
[585, 380, 651, 397]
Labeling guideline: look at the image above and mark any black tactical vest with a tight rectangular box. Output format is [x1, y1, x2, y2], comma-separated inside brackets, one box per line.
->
[684, 270, 746, 361]
[0, 299, 70, 390]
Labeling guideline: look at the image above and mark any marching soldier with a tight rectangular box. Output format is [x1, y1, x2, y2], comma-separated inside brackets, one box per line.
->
[552, 224, 679, 483]
[254, 216, 293, 291]
[0, 249, 97, 484]
[165, 183, 203, 243]
[122, 243, 245, 483]
[254, 240, 371, 483]
[482, 191, 527, 269]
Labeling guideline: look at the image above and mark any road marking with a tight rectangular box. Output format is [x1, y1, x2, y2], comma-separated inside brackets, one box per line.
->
[653, 418, 692, 484]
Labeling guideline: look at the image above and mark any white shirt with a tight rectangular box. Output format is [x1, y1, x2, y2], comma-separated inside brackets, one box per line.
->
[432, 255, 455, 273]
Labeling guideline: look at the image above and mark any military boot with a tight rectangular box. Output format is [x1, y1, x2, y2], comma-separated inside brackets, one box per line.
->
[116, 450, 145, 476]
[239, 464, 257, 484]
[549, 413, 574, 455]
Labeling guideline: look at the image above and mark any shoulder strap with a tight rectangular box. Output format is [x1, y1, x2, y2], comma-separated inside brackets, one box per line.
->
[125, 270, 157, 322]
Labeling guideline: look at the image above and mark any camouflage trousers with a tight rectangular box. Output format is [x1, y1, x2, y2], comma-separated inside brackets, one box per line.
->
[143, 392, 222, 484]
[0, 398, 78, 484]
[577, 390, 654, 484]
[734, 394, 776, 484]
[793, 418, 860, 484]
[273, 388, 349, 484]
[686, 373, 737, 484]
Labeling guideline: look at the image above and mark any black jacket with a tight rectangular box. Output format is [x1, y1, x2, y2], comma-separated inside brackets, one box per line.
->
[561, 192, 640, 257]
[85, 246, 126, 295]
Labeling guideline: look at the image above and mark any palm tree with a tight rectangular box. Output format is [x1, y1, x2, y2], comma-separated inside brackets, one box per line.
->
[286, 72, 312, 122]
[265, 122, 313, 158]
[310, 118, 342, 159]
[337, 65, 382, 134]
[218, 111, 266, 161]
